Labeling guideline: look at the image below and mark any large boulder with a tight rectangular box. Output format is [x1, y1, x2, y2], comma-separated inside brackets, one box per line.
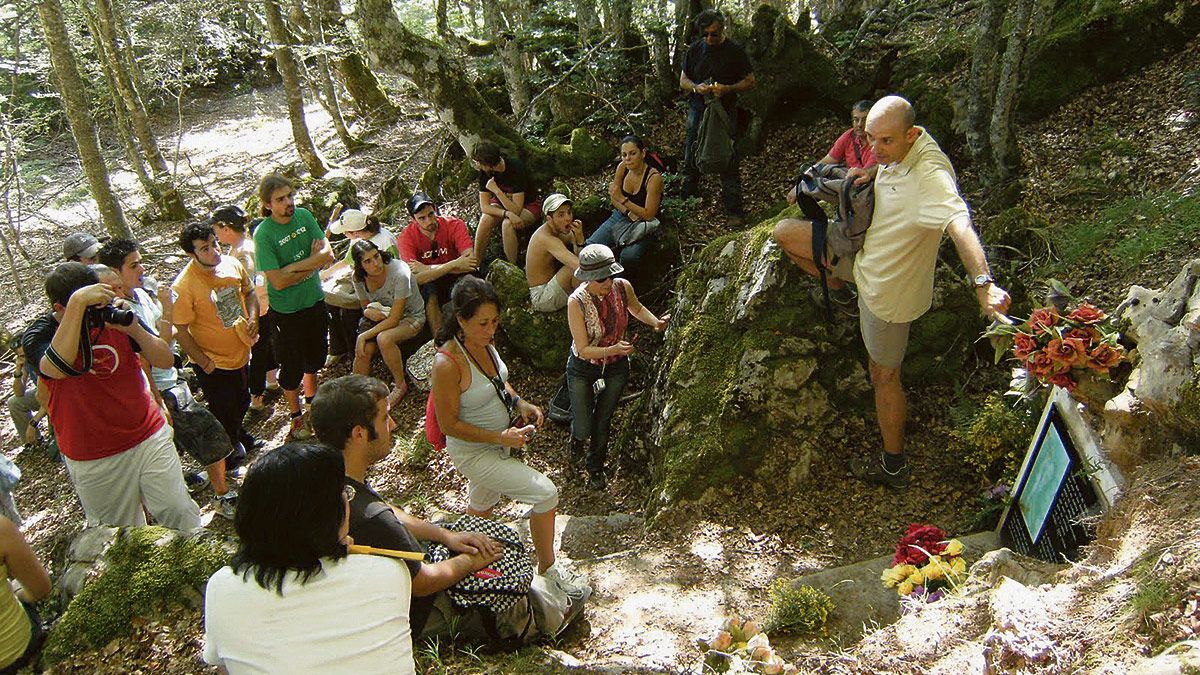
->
[636, 206, 982, 507]
[736, 5, 844, 123]
[487, 260, 573, 373]
[1104, 259, 1200, 466]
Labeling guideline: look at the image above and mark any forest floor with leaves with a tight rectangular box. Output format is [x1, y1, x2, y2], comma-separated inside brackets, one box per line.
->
[2, 35, 1199, 673]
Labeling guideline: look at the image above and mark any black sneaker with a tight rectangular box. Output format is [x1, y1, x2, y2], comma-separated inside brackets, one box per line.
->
[588, 470, 607, 491]
[185, 471, 210, 494]
[850, 456, 911, 489]
[810, 284, 859, 317]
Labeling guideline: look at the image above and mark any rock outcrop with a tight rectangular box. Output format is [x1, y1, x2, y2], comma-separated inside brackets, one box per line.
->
[636, 208, 981, 507]
[487, 260, 574, 373]
[1105, 259, 1200, 468]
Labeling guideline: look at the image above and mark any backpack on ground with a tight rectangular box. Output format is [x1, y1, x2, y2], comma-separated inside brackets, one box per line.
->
[425, 515, 583, 650]
[694, 99, 735, 175]
[546, 373, 572, 426]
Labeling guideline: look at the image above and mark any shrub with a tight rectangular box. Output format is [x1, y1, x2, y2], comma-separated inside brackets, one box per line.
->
[952, 393, 1040, 485]
[764, 579, 834, 634]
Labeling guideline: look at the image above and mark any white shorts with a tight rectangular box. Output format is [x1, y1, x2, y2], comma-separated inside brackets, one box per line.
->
[529, 279, 569, 312]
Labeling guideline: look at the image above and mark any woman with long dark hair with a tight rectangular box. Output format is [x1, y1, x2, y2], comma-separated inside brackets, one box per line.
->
[566, 244, 669, 490]
[585, 134, 664, 271]
[349, 239, 425, 404]
[203, 443, 415, 673]
[430, 276, 590, 602]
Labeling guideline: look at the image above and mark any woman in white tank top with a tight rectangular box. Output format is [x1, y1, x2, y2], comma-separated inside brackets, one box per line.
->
[430, 277, 590, 601]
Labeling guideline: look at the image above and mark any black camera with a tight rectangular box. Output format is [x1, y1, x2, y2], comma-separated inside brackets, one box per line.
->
[86, 304, 136, 329]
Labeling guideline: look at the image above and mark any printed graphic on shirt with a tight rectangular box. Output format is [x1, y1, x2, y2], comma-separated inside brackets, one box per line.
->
[212, 286, 247, 329]
[89, 343, 120, 378]
[420, 246, 451, 261]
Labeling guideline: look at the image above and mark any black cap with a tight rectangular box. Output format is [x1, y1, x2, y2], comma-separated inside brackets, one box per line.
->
[207, 204, 247, 226]
[407, 192, 436, 217]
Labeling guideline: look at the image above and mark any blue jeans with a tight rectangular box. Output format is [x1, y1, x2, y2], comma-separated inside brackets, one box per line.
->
[567, 354, 630, 473]
[683, 102, 743, 215]
[587, 210, 655, 270]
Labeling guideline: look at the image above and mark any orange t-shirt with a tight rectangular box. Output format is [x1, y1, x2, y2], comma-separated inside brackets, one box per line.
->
[172, 257, 254, 370]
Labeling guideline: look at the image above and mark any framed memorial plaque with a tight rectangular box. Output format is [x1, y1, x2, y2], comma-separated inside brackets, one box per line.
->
[997, 389, 1120, 563]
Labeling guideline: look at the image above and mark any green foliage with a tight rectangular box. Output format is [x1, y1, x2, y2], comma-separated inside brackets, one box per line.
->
[44, 527, 231, 664]
[764, 580, 834, 634]
[1052, 193, 1200, 273]
[403, 432, 434, 469]
[951, 393, 1040, 485]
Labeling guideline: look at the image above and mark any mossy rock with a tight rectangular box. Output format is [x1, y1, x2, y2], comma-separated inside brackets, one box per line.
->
[1021, 0, 1200, 121]
[638, 207, 986, 507]
[736, 5, 845, 122]
[486, 260, 573, 373]
[299, 175, 360, 226]
[44, 526, 233, 665]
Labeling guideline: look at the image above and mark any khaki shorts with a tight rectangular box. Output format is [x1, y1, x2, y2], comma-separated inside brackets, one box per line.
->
[529, 279, 568, 312]
[859, 296, 911, 369]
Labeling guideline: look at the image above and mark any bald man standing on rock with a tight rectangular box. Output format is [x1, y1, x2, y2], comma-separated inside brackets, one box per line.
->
[775, 95, 1011, 488]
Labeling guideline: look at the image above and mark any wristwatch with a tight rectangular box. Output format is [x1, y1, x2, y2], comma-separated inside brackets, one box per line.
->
[971, 273, 994, 289]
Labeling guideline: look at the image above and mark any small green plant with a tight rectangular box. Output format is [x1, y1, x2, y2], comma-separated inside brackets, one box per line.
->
[43, 527, 231, 664]
[764, 579, 834, 634]
[402, 433, 434, 469]
[952, 393, 1040, 485]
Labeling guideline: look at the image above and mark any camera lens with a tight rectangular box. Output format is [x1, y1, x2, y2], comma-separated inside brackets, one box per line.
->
[100, 305, 137, 327]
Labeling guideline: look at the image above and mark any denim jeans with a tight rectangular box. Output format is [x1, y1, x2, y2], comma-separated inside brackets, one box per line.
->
[683, 101, 743, 215]
[567, 354, 630, 473]
[587, 209, 656, 271]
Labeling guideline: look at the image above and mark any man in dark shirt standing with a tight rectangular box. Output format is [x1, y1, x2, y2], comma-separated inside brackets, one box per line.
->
[680, 8, 756, 227]
[310, 374, 502, 639]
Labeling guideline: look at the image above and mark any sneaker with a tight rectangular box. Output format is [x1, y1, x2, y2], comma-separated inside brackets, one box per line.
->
[226, 465, 247, 481]
[543, 560, 591, 601]
[588, 470, 607, 491]
[850, 455, 911, 489]
[324, 353, 346, 368]
[810, 284, 859, 317]
[185, 471, 210, 494]
[213, 491, 238, 520]
[288, 413, 313, 440]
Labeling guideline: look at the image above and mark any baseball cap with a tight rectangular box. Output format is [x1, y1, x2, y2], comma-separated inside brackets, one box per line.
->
[329, 209, 369, 235]
[543, 193, 573, 216]
[63, 232, 101, 260]
[407, 192, 436, 216]
[208, 204, 247, 226]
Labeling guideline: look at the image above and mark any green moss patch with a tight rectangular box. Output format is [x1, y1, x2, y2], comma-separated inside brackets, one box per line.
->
[44, 527, 231, 664]
[1052, 193, 1200, 273]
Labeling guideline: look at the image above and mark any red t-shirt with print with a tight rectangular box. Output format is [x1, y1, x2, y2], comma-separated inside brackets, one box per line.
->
[398, 216, 474, 267]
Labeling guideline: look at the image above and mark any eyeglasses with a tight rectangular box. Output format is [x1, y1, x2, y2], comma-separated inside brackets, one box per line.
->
[342, 484, 356, 502]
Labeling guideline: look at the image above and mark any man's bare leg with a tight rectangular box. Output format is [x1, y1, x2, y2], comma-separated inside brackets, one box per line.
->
[869, 358, 906, 456]
[500, 209, 535, 264]
[553, 264, 579, 293]
[771, 218, 846, 289]
[475, 213, 499, 261]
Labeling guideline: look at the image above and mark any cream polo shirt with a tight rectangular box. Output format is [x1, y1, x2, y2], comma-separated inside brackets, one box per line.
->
[853, 127, 968, 323]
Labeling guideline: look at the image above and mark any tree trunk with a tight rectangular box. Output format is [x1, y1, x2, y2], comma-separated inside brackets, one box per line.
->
[673, 0, 706, 73]
[263, 0, 329, 177]
[988, 0, 1035, 183]
[479, 0, 530, 116]
[337, 52, 400, 124]
[310, 0, 367, 152]
[647, 23, 674, 104]
[966, 0, 1003, 168]
[575, 0, 602, 43]
[605, 0, 631, 43]
[92, 0, 190, 220]
[36, 0, 130, 239]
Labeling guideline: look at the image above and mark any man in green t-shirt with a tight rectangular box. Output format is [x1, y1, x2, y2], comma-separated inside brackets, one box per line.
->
[253, 174, 334, 439]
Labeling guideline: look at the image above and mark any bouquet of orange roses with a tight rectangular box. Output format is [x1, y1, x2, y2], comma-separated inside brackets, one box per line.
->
[985, 280, 1125, 406]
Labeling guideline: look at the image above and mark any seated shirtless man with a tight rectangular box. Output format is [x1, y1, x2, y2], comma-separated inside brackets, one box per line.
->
[525, 194, 584, 313]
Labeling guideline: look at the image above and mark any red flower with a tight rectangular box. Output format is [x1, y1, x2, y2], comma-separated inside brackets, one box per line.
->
[1027, 308, 1060, 335]
[1012, 332, 1038, 360]
[1049, 372, 1077, 391]
[893, 524, 948, 566]
[1046, 337, 1089, 368]
[1088, 343, 1124, 373]
[1064, 327, 1098, 344]
[1069, 303, 1107, 325]
[1027, 350, 1060, 378]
